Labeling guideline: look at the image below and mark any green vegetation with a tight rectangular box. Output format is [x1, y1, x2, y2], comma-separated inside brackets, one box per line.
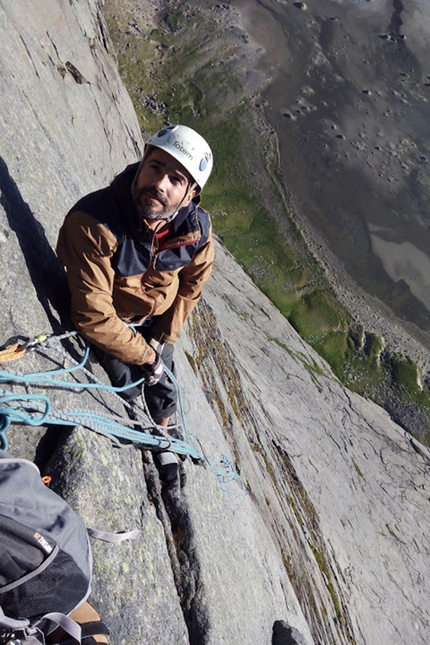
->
[277, 447, 355, 639]
[352, 459, 365, 479]
[309, 544, 345, 628]
[387, 355, 430, 422]
[103, 0, 430, 442]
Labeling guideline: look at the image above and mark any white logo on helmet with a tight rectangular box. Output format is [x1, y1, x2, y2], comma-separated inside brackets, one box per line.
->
[167, 133, 193, 161]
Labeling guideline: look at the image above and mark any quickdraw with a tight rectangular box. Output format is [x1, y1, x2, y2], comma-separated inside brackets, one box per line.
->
[0, 334, 50, 363]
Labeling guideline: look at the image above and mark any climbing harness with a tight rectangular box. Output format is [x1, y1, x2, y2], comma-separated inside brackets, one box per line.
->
[0, 331, 247, 496]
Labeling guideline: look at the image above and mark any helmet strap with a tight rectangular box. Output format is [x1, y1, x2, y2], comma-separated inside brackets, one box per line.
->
[165, 181, 198, 222]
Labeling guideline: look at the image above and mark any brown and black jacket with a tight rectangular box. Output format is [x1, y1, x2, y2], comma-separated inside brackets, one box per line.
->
[56, 163, 214, 365]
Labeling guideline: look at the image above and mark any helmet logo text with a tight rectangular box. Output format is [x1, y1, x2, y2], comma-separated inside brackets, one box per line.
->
[167, 134, 193, 161]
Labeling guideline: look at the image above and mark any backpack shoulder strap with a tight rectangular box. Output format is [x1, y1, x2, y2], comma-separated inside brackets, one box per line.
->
[0, 605, 29, 630]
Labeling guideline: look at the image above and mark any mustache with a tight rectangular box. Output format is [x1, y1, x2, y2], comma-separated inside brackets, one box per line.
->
[137, 186, 168, 207]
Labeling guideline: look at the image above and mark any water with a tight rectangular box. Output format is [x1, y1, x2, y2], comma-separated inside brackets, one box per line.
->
[236, 0, 430, 339]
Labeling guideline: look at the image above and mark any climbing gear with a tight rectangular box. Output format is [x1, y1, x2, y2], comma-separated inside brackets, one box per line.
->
[0, 335, 49, 364]
[141, 358, 164, 387]
[0, 331, 246, 495]
[207, 454, 247, 497]
[0, 333, 191, 456]
[145, 125, 213, 190]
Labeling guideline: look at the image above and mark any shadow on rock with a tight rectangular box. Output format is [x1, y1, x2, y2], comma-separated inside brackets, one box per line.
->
[272, 620, 309, 645]
[0, 156, 71, 330]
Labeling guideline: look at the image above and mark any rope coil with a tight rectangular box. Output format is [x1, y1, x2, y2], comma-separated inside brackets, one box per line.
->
[0, 331, 246, 495]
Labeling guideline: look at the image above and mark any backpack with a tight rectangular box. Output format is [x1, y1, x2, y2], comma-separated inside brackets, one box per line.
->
[0, 450, 137, 644]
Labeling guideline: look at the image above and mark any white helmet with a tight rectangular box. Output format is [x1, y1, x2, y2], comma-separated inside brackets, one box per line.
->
[145, 125, 213, 190]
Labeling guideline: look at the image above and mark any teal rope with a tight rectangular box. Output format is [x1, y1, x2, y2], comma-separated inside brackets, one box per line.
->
[0, 339, 198, 456]
[208, 455, 248, 497]
[0, 388, 202, 459]
[0, 406, 10, 452]
[0, 393, 52, 452]
[0, 343, 205, 461]
[0, 334, 247, 494]
[0, 344, 146, 393]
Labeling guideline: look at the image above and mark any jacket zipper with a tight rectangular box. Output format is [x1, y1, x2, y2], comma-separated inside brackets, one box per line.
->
[138, 230, 158, 315]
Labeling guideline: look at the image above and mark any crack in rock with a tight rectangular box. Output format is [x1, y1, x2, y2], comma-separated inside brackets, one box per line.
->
[141, 452, 210, 644]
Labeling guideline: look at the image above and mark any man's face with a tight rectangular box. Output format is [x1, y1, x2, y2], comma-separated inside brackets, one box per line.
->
[132, 148, 196, 222]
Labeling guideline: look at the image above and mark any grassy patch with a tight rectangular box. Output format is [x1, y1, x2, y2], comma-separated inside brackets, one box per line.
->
[311, 332, 350, 380]
[352, 460, 365, 479]
[389, 355, 430, 410]
[289, 291, 349, 340]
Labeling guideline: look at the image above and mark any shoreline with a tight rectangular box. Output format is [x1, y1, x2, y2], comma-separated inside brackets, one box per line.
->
[255, 92, 430, 376]
[231, 0, 430, 378]
[288, 190, 430, 376]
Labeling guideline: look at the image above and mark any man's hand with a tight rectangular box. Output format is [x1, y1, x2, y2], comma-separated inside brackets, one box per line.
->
[142, 341, 165, 386]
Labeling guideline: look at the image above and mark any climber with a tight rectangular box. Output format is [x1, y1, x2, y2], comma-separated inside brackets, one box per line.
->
[56, 125, 214, 483]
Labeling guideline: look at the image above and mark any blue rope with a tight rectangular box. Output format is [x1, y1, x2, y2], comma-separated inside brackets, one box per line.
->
[208, 454, 248, 497]
[0, 334, 247, 494]
[0, 406, 10, 452]
[0, 387, 202, 459]
[0, 344, 146, 393]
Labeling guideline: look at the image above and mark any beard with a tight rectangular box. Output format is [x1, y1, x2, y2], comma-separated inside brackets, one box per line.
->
[133, 186, 179, 221]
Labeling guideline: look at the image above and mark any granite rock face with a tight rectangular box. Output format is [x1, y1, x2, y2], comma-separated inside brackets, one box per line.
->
[1, 2, 429, 645]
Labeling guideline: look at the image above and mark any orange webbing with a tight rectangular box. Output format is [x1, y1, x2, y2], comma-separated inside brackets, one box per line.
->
[0, 343, 27, 363]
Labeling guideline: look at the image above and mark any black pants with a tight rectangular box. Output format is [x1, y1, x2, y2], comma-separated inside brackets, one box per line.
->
[92, 329, 177, 420]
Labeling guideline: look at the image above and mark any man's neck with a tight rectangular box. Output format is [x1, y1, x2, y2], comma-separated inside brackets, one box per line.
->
[145, 218, 171, 233]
